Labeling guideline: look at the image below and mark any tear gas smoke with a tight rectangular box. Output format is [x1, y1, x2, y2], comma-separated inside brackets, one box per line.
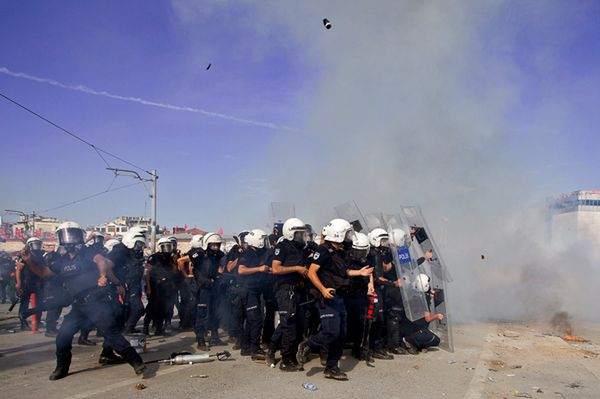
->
[237, 1, 600, 323]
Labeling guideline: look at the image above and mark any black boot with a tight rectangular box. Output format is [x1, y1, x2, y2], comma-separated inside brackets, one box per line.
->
[120, 347, 147, 375]
[20, 319, 29, 331]
[99, 348, 126, 365]
[49, 352, 71, 381]
[78, 336, 97, 346]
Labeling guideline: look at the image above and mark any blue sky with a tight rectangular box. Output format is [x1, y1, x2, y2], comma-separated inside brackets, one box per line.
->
[1, 1, 600, 233]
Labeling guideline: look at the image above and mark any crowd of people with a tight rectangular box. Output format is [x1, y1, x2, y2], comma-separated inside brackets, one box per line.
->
[7, 216, 447, 381]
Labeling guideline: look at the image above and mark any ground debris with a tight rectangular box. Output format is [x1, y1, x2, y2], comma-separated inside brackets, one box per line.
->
[134, 383, 146, 390]
[566, 382, 583, 389]
[190, 374, 208, 378]
[513, 391, 532, 398]
[510, 364, 522, 369]
[503, 330, 520, 338]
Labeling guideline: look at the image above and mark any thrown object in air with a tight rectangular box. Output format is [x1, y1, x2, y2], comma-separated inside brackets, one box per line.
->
[206, 63, 211, 70]
[323, 18, 332, 29]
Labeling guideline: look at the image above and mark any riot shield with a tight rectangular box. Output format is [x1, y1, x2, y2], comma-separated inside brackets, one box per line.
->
[334, 201, 368, 233]
[383, 214, 430, 323]
[269, 202, 295, 224]
[398, 206, 454, 352]
[364, 213, 386, 230]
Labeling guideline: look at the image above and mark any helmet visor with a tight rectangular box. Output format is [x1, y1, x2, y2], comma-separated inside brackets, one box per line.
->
[159, 242, 173, 253]
[57, 228, 84, 245]
[133, 240, 146, 252]
[28, 240, 42, 251]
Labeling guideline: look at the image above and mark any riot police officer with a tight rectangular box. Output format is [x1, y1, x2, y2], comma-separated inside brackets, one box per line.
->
[297, 219, 373, 381]
[368, 228, 402, 357]
[237, 229, 271, 362]
[345, 232, 377, 360]
[176, 234, 203, 331]
[191, 233, 226, 350]
[21, 221, 145, 380]
[16, 237, 44, 330]
[268, 218, 309, 371]
[119, 233, 147, 334]
[143, 237, 179, 336]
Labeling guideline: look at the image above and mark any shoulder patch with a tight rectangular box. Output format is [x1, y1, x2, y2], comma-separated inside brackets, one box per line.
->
[313, 252, 320, 260]
[192, 253, 198, 258]
[274, 248, 280, 256]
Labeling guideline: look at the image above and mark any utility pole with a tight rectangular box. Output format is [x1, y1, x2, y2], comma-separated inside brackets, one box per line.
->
[151, 169, 158, 253]
[106, 168, 158, 253]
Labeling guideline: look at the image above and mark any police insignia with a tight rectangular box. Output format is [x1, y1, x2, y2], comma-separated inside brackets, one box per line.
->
[274, 249, 280, 256]
[313, 252, 320, 260]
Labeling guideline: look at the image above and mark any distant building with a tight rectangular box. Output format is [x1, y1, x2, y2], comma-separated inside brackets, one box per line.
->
[11, 216, 62, 241]
[548, 190, 600, 248]
[95, 216, 152, 237]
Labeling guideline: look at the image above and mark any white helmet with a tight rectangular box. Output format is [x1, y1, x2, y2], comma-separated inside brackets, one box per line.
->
[157, 237, 174, 253]
[123, 232, 146, 251]
[245, 229, 268, 249]
[26, 237, 43, 251]
[389, 228, 410, 247]
[56, 222, 85, 246]
[203, 233, 223, 250]
[167, 235, 178, 249]
[323, 218, 353, 243]
[368, 228, 389, 248]
[190, 234, 204, 249]
[86, 231, 105, 246]
[414, 273, 430, 293]
[352, 232, 370, 251]
[104, 239, 121, 253]
[128, 226, 147, 237]
[282, 218, 307, 241]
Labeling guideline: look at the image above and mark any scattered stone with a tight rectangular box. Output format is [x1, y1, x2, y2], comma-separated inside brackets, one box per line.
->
[567, 382, 582, 389]
[135, 383, 146, 390]
[514, 391, 532, 398]
[190, 374, 208, 378]
[448, 360, 456, 364]
[158, 339, 166, 343]
[503, 330, 520, 338]
[413, 365, 420, 370]
[507, 374, 516, 377]
[511, 364, 522, 369]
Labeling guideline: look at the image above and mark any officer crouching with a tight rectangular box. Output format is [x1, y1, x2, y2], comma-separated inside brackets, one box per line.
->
[20, 222, 146, 381]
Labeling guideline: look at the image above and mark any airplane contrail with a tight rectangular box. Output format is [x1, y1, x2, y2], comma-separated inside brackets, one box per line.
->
[0, 66, 297, 131]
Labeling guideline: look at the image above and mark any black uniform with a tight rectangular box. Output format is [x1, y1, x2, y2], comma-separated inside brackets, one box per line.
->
[178, 250, 198, 330]
[143, 252, 179, 335]
[370, 247, 399, 350]
[0, 252, 16, 304]
[47, 247, 143, 378]
[224, 245, 244, 343]
[237, 247, 269, 354]
[42, 251, 66, 334]
[344, 256, 371, 357]
[269, 240, 307, 362]
[17, 251, 44, 328]
[122, 249, 145, 333]
[305, 243, 349, 369]
[192, 247, 223, 345]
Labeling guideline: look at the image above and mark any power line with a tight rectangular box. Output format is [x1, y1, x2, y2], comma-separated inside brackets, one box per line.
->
[0, 91, 151, 175]
[39, 181, 141, 213]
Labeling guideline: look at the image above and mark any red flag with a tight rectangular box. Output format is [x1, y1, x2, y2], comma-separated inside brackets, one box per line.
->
[218, 228, 223, 235]
[184, 223, 187, 230]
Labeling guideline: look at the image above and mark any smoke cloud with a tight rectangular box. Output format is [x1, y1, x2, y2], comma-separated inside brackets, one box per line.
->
[216, 1, 599, 323]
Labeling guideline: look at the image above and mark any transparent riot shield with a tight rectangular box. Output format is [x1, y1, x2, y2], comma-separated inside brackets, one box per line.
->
[398, 206, 454, 352]
[383, 214, 430, 323]
[269, 202, 295, 226]
[334, 201, 369, 233]
[364, 212, 386, 230]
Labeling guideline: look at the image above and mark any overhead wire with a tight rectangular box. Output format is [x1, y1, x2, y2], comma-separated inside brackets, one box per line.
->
[0, 91, 151, 175]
